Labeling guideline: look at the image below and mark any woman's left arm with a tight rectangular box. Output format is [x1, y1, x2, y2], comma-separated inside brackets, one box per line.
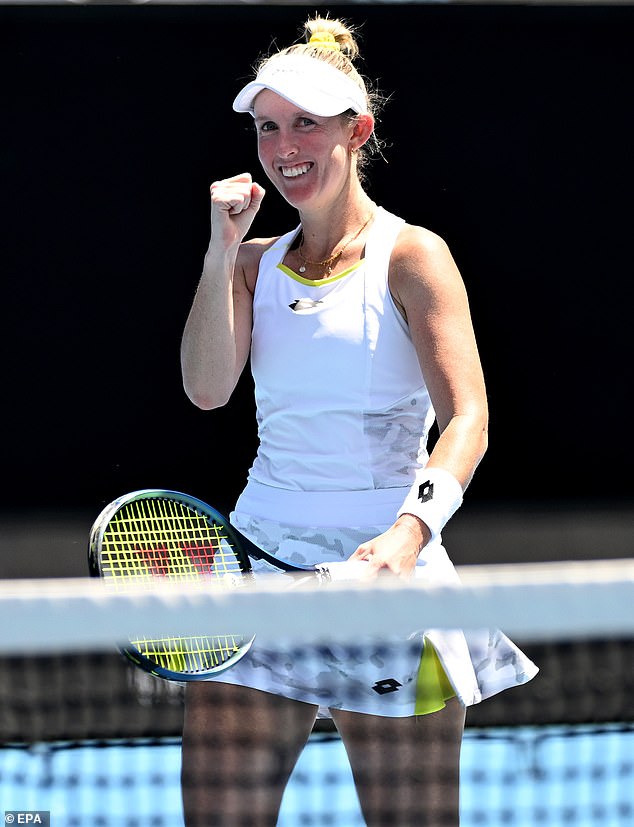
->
[351, 224, 489, 576]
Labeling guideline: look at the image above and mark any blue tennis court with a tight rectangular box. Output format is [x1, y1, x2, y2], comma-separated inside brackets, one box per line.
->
[1, 724, 632, 825]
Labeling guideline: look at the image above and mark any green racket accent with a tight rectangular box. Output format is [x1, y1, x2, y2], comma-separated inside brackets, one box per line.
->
[89, 490, 256, 680]
[98, 496, 244, 582]
[125, 634, 247, 677]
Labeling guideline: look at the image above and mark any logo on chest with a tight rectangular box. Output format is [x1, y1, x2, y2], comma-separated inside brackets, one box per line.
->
[289, 299, 324, 312]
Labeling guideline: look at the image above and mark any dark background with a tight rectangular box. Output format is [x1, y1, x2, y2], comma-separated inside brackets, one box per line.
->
[2, 3, 633, 576]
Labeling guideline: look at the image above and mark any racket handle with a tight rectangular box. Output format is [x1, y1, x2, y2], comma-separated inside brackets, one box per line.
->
[315, 560, 372, 582]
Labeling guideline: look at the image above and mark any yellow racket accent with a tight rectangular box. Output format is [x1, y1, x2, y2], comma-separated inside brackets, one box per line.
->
[128, 634, 245, 675]
[91, 492, 253, 678]
[99, 497, 243, 584]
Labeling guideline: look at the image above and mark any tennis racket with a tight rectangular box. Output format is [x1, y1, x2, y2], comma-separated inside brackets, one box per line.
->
[88, 488, 366, 681]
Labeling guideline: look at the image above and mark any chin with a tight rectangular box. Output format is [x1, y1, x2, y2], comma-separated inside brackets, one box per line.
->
[278, 182, 319, 209]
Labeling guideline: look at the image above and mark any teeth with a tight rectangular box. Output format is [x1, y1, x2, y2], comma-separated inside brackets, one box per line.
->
[281, 164, 311, 178]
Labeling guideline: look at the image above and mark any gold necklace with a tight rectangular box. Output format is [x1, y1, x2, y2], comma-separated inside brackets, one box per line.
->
[298, 214, 374, 277]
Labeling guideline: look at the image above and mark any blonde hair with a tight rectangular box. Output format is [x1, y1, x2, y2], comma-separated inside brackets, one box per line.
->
[256, 16, 386, 178]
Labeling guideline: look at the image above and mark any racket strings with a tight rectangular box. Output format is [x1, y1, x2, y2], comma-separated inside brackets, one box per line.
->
[97, 495, 252, 675]
[100, 499, 243, 582]
[130, 633, 246, 674]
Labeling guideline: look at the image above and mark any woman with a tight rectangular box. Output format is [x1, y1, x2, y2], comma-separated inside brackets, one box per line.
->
[180, 15, 538, 826]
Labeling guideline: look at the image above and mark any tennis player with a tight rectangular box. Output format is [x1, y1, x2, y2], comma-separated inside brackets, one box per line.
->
[180, 14, 538, 825]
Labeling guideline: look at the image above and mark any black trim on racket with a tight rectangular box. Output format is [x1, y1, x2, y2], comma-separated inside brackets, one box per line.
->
[88, 489, 320, 681]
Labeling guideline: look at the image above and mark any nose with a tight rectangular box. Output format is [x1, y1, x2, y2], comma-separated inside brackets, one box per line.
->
[275, 128, 299, 159]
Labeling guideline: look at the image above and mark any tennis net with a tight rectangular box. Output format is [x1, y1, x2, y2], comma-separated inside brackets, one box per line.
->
[0, 559, 633, 826]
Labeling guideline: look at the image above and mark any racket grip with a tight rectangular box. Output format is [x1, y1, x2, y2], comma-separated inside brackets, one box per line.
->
[316, 560, 372, 582]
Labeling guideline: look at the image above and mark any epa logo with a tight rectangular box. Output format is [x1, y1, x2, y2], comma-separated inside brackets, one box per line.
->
[5, 813, 50, 825]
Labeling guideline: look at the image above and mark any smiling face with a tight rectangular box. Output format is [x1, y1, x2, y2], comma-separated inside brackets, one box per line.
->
[253, 90, 368, 212]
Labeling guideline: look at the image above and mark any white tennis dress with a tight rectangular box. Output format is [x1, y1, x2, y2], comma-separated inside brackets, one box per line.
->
[213, 207, 538, 717]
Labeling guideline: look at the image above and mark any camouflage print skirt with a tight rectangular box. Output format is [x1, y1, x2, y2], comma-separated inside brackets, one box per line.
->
[197, 508, 539, 719]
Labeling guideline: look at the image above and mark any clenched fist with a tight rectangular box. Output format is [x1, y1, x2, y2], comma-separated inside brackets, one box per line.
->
[209, 172, 266, 249]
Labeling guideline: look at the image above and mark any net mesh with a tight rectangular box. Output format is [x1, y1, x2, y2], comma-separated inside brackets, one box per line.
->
[1, 561, 633, 826]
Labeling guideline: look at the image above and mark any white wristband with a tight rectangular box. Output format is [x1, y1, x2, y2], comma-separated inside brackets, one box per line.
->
[396, 467, 463, 543]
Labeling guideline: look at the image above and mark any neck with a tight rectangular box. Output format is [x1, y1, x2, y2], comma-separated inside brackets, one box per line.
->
[296, 202, 376, 278]
[298, 195, 376, 260]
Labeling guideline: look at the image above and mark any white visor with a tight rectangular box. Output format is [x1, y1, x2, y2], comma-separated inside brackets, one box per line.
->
[232, 53, 368, 118]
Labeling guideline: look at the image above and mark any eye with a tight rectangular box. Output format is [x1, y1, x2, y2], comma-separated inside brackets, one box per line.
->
[297, 116, 316, 128]
[256, 121, 277, 134]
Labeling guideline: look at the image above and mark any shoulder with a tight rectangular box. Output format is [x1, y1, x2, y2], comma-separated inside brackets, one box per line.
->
[391, 223, 454, 276]
[236, 235, 283, 294]
[389, 222, 465, 311]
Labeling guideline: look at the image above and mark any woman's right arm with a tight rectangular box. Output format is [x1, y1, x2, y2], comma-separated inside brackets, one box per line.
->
[180, 173, 266, 410]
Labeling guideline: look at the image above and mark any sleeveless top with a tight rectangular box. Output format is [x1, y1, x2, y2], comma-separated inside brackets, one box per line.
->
[239, 207, 436, 525]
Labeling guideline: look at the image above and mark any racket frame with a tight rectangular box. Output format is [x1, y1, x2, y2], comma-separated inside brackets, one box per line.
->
[88, 489, 306, 681]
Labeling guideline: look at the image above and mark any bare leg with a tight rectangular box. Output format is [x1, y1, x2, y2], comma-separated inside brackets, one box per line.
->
[181, 681, 318, 827]
[332, 697, 465, 827]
